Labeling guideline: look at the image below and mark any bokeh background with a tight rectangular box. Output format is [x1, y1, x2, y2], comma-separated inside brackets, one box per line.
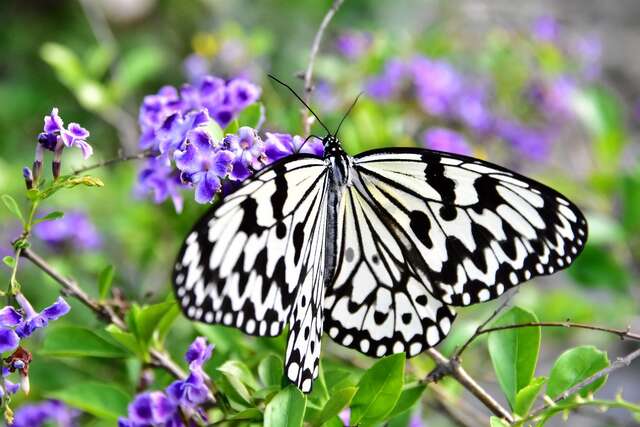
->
[1, 0, 639, 426]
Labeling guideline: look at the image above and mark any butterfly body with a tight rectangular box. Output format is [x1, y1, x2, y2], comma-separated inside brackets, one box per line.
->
[173, 134, 587, 393]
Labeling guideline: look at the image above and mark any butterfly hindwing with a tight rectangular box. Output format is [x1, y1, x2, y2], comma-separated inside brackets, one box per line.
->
[353, 148, 588, 307]
[324, 184, 457, 358]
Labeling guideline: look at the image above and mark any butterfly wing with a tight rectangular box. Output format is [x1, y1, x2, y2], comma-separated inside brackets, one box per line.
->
[172, 155, 328, 348]
[352, 148, 588, 307]
[324, 183, 457, 358]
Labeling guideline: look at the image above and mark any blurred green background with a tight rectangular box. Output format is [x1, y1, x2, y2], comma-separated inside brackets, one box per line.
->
[1, 0, 639, 426]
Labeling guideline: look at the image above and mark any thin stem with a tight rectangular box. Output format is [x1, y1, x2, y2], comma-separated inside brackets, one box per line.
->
[72, 150, 154, 176]
[454, 290, 517, 358]
[301, 0, 345, 135]
[423, 348, 514, 423]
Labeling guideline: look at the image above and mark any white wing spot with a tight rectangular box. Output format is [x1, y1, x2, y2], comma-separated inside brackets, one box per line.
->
[376, 345, 387, 356]
[478, 289, 490, 301]
[204, 312, 213, 322]
[393, 342, 404, 353]
[427, 326, 440, 346]
[509, 272, 518, 285]
[360, 339, 370, 353]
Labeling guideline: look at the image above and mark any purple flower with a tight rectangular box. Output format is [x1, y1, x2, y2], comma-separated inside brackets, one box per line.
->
[183, 54, 210, 83]
[14, 294, 70, 339]
[527, 76, 577, 119]
[453, 87, 494, 134]
[264, 133, 324, 163]
[496, 120, 550, 161]
[136, 157, 186, 213]
[532, 16, 559, 42]
[174, 129, 234, 203]
[38, 108, 93, 159]
[127, 392, 176, 425]
[423, 128, 471, 156]
[339, 408, 350, 426]
[11, 400, 79, 427]
[365, 59, 409, 100]
[223, 127, 265, 181]
[335, 31, 372, 59]
[411, 57, 462, 116]
[166, 372, 209, 409]
[157, 110, 210, 155]
[226, 78, 261, 112]
[0, 367, 21, 399]
[0, 306, 22, 353]
[409, 411, 425, 427]
[573, 34, 602, 79]
[184, 337, 214, 370]
[34, 211, 102, 250]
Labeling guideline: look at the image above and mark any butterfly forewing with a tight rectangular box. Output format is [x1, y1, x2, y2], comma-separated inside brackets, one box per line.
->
[352, 148, 588, 307]
[173, 155, 328, 342]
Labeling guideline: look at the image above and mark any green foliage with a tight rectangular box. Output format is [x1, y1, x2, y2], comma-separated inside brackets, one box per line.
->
[307, 386, 357, 426]
[488, 307, 541, 409]
[546, 346, 609, 399]
[2, 194, 24, 223]
[48, 382, 131, 420]
[40, 326, 129, 358]
[350, 353, 405, 426]
[264, 386, 306, 427]
[513, 377, 545, 416]
[97, 265, 115, 300]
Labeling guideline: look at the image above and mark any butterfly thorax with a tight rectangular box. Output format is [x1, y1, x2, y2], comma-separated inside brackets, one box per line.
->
[324, 135, 351, 189]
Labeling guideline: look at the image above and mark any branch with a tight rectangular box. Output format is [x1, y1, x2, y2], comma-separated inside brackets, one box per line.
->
[20, 246, 186, 379]
[423, 348, 514, 423]
[72, 150, 154, 175]
[520, 347, 640, 425]
[301, 0, 345, 135]
[454, 290, 517, 358]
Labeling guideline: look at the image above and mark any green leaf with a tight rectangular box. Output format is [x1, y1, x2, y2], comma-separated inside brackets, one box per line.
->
[308, 386, 357, 426]
[264, 385, 306, 427]
[388, 383, 426, 418]
[218, 360, 260, 390]
[350, 353, 405, 426]
[490, 416, 510, 427]
[2, 194, 23, 223]
[621, 168, 640, 234]
[98, 265, 115, 300]
[237, 103, 265, 129]
[35, 211, 65, 224]
[40, 326, 129, 358]
[133, 302, 176, 345]
[228, 408, 263, 422]
[258, 354, 283, 387]
[488, 306, 541, 409]
[48, 382, 131, 420]
[514, 377, 546, 416]
[113, 44, 167, 95]
[105, 325, 141, 356]
[224, 119, 239, 134]
[546, 346, 609, 399]
[40, 43, 86, 89]
[2, 256, 15, 269]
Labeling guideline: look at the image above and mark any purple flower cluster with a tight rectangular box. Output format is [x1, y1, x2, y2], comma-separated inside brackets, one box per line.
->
[423, 128, 471, 156]
[0, 294, 70, 354]
[10, 400, 79, 427]
[33, 211, 102, 251]
[119, 337, 214, 427]
[136, 74, 324, 211]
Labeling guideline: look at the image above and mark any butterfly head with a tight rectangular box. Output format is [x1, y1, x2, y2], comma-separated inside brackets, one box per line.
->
[323, 135, 342, 153]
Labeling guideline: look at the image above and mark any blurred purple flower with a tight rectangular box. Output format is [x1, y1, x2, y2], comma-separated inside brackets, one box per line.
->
[183, 54, 210, 83]
[336, 31, 372, 59]
[527, 76, 577, 119]
[411, 56, 462, 116]
[136, 157, 186, 213]
[184, 337, 214, 370]
[365, 59, 409, 100]
[409, 411, 425, 427]
[127, 392, 176, 425]
[423, 128, 472, 156]
[264, 133, 324, 163]
[496, 120, 550, 161]
[11, 400, 79, 427]
[573, 34, 602, 79]
[339, 408, 350, 426]
[454, 87, 494, 133]
[14, 294, 70, 339]
[34, 211, 102, 250]
[0, 306, 22, 353]
[175, 129, 234, 203]
[0, 367, 21, 399]
[226, 78, 261, 112]
[532, 16, 559, 42]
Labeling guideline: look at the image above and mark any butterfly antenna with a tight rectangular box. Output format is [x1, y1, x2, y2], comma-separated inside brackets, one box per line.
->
[334, 91, 364, 137]
[267, 74, 331, 135]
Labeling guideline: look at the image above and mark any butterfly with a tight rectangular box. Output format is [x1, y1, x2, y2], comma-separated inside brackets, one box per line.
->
[172, 75, 588, 393]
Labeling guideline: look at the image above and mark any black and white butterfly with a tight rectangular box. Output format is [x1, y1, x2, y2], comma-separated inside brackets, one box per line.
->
[172, 76, 587, 393]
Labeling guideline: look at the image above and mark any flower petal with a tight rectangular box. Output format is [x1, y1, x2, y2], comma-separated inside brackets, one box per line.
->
[0, 328, 19, 353]
[44, 108, 64, 133]
[185, 337, 214, 367]
[67, 122, 90, 139]
[73, 140, 94, 159]
[42, 297, 71, 321]
[194, 172, 220, 204]
[0, 306, 22, 327]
